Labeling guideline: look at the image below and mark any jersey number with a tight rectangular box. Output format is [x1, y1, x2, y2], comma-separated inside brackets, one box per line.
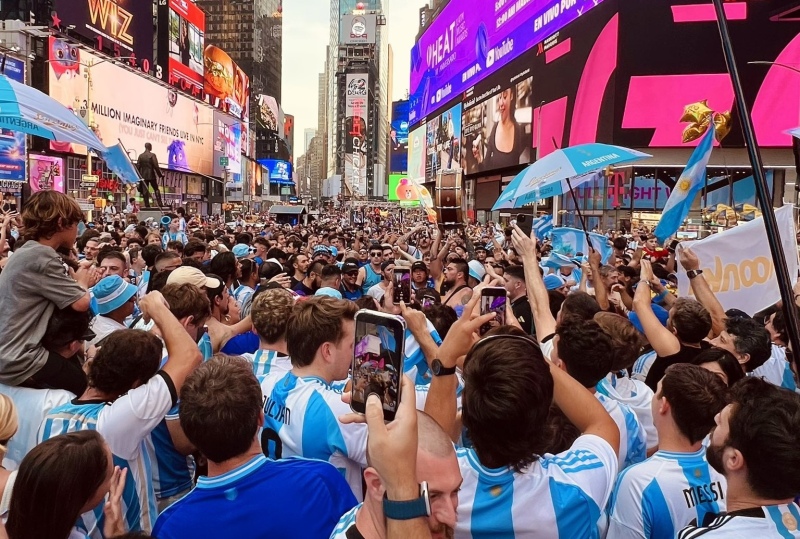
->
[261, 428, 282, 459]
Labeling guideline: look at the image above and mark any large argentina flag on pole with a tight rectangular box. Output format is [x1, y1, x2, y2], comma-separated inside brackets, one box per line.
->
[532, 215, 553, 240]
[654, 126, 715, 242]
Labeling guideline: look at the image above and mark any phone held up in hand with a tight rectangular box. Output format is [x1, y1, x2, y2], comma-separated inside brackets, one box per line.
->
[516, 213, 533, 238]
[351, 310, 406, 421]
[393, 267, 411, 304]
[480, 287, 507, 336]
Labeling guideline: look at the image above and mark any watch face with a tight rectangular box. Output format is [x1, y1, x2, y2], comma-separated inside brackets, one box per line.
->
[431, 359, 443, 375]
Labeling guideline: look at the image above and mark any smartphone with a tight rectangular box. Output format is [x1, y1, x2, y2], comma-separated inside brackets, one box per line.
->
[516, 214, 533, 238]
[351, 310, 406, 421]
[393, 268, 411, 304]
[480, 287, 507, 335]
[669, 239, 680, 251]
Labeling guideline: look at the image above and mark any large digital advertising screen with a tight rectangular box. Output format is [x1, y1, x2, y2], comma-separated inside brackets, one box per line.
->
[48, 37, 214, 175]
[157, 0, 205, 98]
[425, 102, 462, 182]
[258, 159, 294, 184]
[203, 45, 250, 121]
[461, 60, 533, 175]
[345, 73, 369, 196]
[212, 110, 242, 186]
[53, 0, 154, 67]
[29, 155, 65, 193]
[390, 100, 409, 173]
[407, 125, 426, 182]
[388, 174, 421, 206]
[409, 0, 603, 125]
[0, 57, 25, 182]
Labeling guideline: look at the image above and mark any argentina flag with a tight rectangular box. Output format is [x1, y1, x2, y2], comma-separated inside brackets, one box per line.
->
[655, 126, 716, 243]
[551, 227, 614, 264]
[531, 215, 554, 240]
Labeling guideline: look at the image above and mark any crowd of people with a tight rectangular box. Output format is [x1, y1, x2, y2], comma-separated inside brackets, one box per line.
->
[0, 189, 797, 538]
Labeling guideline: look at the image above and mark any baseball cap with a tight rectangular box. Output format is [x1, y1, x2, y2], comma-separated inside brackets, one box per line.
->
[543, 274, 566, 291]
[380, 260, 395, 271]
[313, 245, 332, 257]
[475, 244, 487, 252]
[342, 262, 359, 274]
[168, 266, 222, 289]
[91, 275, 137, 315]
[315, 287, 343, 299]
[468, 260, 486, 281]
[330, 246, 339, 258]
[411, 261, 428, 273]
[232, 244, 251, 259]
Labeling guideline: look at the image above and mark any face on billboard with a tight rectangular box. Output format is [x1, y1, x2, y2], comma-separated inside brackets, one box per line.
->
[159, 0, 205, 98]
[424, 103, 462, 181]
[461, 75, 533, 175]
[408, 0, 603, 124]
[48, 37, 214, 175]
[53, 0, 154, 65]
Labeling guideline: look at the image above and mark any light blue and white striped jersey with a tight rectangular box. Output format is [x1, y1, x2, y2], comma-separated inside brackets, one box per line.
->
[454, 434, 618, 538]
[596, 392, 647, 471]
[240, 349, 292, 379]
[259, 371, 368, 499]
[750, 344, 798, 393]
[329, 503, 361, 539]
[631, 350, 658, 383]
[232, 284, 255, 312]
[146, 404, 195, 500]
[607, 448, 726, 539]
[403, 320, 443, 386]
[39, 373, 175, 536]
[678, 503, 800, 539]
[596, 373, 658, 451]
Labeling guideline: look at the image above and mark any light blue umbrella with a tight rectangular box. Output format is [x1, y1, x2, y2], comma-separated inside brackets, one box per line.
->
[492, 143, 651, 210]
[0, 74, 141, 184]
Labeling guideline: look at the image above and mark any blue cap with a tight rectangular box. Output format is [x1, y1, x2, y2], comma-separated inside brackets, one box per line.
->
[315, 287, 343, 299]
[543, 274, 565, 290]
[468, 260, 485, 281]
[232, 244, 250, 259]
[330, 246, 339, 257]
[628, 304, 670, 333]
[91, 276, 137, 315]
[313, 245, 332, 257]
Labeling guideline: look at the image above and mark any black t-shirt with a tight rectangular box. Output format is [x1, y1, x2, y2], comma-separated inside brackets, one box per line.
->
[292, 280, 314, 297]
[511, 295, 535, 337]
[644, 341, 711, 391]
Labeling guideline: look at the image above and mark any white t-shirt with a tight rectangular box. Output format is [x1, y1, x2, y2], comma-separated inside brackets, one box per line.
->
[89, 315, 128, 346]
[596, 373, 658, 450]
[367, 282, 387, 302]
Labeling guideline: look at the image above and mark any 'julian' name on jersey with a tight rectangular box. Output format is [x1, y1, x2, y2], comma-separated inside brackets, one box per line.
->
[263, 396, 291, 425]
[683, 481, 724, 508]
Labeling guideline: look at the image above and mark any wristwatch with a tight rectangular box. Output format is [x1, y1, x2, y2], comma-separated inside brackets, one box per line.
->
[686, 269, 704, 279]
[431, 359, 457, 377]
[383, 482, 431, 520]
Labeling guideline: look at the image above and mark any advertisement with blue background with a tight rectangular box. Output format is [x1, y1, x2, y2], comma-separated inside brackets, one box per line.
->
[390, 100, 409, 173]
[0, 57, 26, 182]
[409, 0, 604, 124]
[258, 159, 294, 185]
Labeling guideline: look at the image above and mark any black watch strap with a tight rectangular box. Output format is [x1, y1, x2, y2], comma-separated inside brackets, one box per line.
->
[432, 359, 456, 377]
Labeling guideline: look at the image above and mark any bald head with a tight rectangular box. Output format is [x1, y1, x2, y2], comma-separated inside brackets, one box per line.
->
[417, 411, 456, 459]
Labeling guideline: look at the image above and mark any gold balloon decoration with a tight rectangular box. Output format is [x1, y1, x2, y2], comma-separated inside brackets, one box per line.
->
[680, 100, 732, 143]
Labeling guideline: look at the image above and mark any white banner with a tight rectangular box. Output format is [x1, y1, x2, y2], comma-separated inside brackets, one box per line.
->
[677, 205, 798, 314]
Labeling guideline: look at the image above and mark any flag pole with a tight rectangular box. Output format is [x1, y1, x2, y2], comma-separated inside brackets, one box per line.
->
[711, 0, 800, 363]
[565, 176, 593, 248]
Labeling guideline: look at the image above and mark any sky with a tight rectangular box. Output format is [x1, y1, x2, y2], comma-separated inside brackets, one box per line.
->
[282, 0, 427, 160]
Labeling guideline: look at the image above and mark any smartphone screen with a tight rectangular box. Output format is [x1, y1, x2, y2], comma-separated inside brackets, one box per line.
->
[351, 311, 405, 421]
[516, 214, 533, 238]
[480, 287, 507, 335]
[393, 268, 411, 304]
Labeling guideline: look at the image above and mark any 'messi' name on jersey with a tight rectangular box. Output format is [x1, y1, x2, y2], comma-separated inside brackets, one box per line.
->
[684, 481, 724, 509]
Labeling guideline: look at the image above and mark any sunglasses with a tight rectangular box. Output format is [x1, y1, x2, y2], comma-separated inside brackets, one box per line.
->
[345, 271, 358, 276]
[370, 252, 382, 257]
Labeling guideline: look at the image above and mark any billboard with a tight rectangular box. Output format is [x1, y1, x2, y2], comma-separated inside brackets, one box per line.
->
[53, 0, 154, 66]
[48, 37, 214, 175]
[408, 0, 603, 124]
[258, 159, 294, 184]
[388, 174, 421, 206]
[203, 45, 250, 121]
[408, 125, 426, 182]
[0, 57, 25, 182]
[390, 100, 409, 173]
[212, 111, 242, 186]
[345, 73, 369, 196]
[284, 114, 295, 163]
[341, 14, 378, 45]
[157, 0, 205, 98]
[29, 155, 65, 193]
[256, 94, 284, 136]
[461, 59, 533, 175]
[425, 102, 462, 182]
